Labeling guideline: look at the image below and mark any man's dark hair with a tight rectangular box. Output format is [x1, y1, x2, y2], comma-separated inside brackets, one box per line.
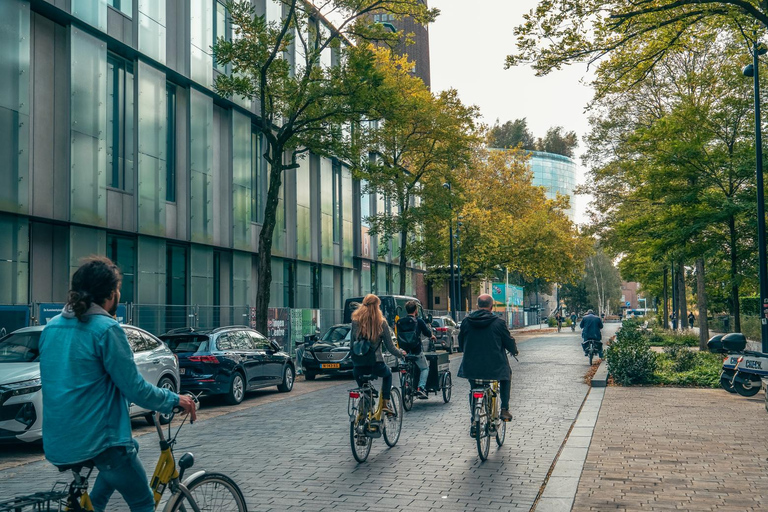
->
[66, 256, 122, 321]
[405, 300, 418, 314]
[477, 295, 493, 309]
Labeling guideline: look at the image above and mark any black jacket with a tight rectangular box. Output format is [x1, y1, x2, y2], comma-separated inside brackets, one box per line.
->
[457, 309, 518, 381]
[396, 315, 432, 354]
[579, 314, 603, 341]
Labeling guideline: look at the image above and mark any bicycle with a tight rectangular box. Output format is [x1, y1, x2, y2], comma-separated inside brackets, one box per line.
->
[583, 339, 603, 366]
[470, 380, 506, 461]
[2, 394, 248, 512]
[348, 375, 403, 463]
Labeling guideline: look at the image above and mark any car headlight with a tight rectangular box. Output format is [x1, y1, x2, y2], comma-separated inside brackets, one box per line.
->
[302, 352, 315, 361]
[5, 378, 42, 397]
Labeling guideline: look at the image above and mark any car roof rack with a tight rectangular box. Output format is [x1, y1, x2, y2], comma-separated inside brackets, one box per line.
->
[163, 327, 196, 334]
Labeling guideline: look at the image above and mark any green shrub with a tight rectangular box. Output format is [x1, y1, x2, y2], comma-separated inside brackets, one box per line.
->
[653, 351, 721, 387]
[606, 326, 657, 385]
[663, 345, 698, 372]
[547, 317, 557, 327]
[647, 329, 698, 347]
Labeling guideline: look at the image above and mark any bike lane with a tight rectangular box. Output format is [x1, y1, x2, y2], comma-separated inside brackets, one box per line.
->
[0, 327, 616, 511]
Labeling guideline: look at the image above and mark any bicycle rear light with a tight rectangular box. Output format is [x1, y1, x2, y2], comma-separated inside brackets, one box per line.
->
[472, 392, 484, 398]
[349, 391, 360, 399]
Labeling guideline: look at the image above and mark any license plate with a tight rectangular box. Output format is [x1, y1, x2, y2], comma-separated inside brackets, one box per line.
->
[179, 368, 186, 375]
[321, 363, 340, 369]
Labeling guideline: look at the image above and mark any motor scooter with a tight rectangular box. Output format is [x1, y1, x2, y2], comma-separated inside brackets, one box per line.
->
[709, 333, 765, 397]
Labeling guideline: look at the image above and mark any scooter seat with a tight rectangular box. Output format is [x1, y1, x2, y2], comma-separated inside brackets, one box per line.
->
[743, 350, 768, 358]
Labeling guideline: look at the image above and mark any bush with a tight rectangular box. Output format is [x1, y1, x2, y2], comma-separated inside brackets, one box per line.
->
[647, 329, 698, 347]
[663, 345, 698, 372]
[654, 351, 721, 387]
[606, 326, 657, 386]
[547, 317, 557, 327]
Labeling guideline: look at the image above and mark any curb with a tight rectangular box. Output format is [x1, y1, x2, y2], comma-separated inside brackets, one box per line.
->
[591, 360, 608, 387]
[532, 386, 606, 512]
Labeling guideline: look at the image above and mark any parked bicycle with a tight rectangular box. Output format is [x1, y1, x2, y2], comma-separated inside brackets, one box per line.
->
[1, 394, 247, 512]
[348, 375, 403, 463]
[470, 380, 506, 461]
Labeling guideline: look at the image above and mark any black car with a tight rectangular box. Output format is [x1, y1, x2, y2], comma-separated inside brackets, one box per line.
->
[432, 316, 460, 352]
[160, 326, 295, 405]
[300, 324, 399, 380]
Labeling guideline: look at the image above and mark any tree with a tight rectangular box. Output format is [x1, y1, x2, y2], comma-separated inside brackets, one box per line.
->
[487, 118, 536, 150]
[507, 1, 766, 98]
[584, 249, 622, 316]
[213, 0, 436, 331]
[351, 51, 480, 294]
[536, 126, 578, 158]
[560, 279, 593, 314]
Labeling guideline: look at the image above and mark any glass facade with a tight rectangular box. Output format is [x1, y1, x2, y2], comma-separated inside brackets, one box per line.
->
[0, 1, 425, 319]
[0, 0, 30, 215]
[528, 150, 578, 221]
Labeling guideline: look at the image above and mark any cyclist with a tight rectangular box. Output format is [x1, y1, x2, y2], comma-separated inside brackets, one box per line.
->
[555, 311, 563, 332]
[38, 257, 197, 512]
[396, 300, 436, 399]
[579, 309, 604, 358]
[570, 312, 578, 331]
[350, 294, 405, 415]
[458, 294, 518, 425]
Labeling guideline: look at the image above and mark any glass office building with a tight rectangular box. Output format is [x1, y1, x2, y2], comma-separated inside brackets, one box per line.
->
[528, 150, 577, 221]
[0, 0, 422, 313]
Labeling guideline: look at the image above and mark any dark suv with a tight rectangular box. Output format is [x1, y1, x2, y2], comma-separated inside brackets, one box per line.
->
[431, 316, 460, 352]
[160, 326, 295, 405]
[343, 295, 430, 329]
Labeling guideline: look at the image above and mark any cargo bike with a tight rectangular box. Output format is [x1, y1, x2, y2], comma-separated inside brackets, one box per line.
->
[399, 350, 452, 411]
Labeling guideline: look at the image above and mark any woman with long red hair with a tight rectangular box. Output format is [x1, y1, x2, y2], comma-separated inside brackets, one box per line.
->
[351, 294, 405, 414]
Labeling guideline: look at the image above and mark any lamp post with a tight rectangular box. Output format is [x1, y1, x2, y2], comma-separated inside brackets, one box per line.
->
[443, 182, 456, 321]
[743, 39, 768, 352]
[456, 216, 463, 314]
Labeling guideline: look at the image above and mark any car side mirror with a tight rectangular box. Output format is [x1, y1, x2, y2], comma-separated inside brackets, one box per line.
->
[304, 334, 318, 344]
[269, 340, 282, 352]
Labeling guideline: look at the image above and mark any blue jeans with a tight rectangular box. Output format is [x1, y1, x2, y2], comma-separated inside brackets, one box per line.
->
[90, 439, 154, 512]
[353, 362, 392, 400]
[413, 353, 429, 389]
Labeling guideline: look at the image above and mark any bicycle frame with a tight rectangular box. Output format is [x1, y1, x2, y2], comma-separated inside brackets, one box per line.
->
[149, 419, 179, 507]
[472, 381, 499, 425]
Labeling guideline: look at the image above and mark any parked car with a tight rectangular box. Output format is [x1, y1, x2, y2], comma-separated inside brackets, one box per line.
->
[431, 316, 460, 353]
[343, 295, 431, 330]
[299, 324, 399, 380]
[160, 326, 295, 405]
[0, 324, 180, 444]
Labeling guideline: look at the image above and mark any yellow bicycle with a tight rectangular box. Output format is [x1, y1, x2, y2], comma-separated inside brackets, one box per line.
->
[470, 380, 506, 461]
[348, 375, 403, 463]
[3, 394, 248, 512]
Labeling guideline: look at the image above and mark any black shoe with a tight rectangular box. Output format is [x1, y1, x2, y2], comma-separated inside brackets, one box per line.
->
[470, 424, 477, 438]
[500, 409, 513, 422]
[416, 387, 428, 399]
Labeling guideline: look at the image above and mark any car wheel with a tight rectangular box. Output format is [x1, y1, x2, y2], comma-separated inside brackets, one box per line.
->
[278, 365, 295, 392]
[145, 377, 177, 425]
[225, 372, 246, 405]
[305, 371, 316, 381]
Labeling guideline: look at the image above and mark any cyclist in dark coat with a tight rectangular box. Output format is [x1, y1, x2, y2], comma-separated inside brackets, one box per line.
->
[579, 309, 604, 357]
[458, 294, 518, 421]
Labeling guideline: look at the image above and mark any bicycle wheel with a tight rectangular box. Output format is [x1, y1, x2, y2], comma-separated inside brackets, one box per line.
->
[166, 472, 247, 511]
[495, 395, 506, 447]
[442, 372, 452, 403]
[383, 387, 403, 447]
[475, 397, 490, 461]
[589, 348, 594, 366]
[350, 400, 372, 463]
[401, 370, 414, 412]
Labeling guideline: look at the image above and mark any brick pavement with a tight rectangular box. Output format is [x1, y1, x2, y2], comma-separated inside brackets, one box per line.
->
[572, 387, 768, 511]
[0, 330, 601, 511]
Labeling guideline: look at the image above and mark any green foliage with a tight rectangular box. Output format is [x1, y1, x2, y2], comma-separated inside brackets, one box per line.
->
[654, 351, 721, 388]
[606, 325, 657, 386]
[662, 346, 698, 372]
[647, 329, 698, 347]
[547, 317, 557, 327]
[487, 119, 578, 158]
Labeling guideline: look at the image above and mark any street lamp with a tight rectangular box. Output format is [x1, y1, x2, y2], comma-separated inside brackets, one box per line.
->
[456, 217, 463, 314]
[443, 182, 456, 321]
[743, 39, 768, 351]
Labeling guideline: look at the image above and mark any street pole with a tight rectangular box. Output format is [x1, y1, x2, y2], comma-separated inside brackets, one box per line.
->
[745, 43, 768, 351]
[444, 183, 456, 321]
[456, 216, 462, 314]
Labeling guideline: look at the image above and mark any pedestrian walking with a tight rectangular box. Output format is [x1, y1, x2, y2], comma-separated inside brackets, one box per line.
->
[671, 312, 678, 330]
[688, 312, 695, 329]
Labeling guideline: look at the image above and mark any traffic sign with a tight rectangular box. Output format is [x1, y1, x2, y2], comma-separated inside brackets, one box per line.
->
[625, 301, 631, 307]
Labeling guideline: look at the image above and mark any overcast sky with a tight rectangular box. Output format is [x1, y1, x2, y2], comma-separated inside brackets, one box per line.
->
[428, 0, 595, 224]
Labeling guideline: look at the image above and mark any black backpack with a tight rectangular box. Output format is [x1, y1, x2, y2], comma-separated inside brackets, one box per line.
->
[396, 317, 421, 351]
[351, 335, 379, 366]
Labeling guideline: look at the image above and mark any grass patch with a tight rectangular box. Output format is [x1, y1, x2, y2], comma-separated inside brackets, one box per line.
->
[647, 329, 699, 347]
[653, 350, 721, 388]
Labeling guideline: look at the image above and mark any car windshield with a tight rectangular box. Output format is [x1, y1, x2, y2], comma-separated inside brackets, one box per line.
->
[320, 326, 351, 346]
[0, 331, 41, 362]
[163, 336, 209, 354]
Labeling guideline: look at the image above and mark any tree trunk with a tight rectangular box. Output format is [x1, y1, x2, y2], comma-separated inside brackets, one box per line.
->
[398, 226, 408, 295]
[728, 214, 741, 332]
[696, 258, 709, 350]
[253, 146, 285, 333]
[678, 260, 688, 330]
[663, 267, 669, 330]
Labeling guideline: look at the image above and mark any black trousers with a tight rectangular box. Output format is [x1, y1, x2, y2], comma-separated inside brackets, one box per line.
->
[353, 362, 392, 400]
[468, 379, 511, 410]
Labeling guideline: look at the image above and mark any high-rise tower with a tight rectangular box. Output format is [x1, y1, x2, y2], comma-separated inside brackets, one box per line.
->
[371, 1, 432, 89]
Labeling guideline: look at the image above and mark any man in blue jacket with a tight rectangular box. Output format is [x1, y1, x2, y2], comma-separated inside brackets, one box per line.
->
[39, 257, 196, 512]
[579, 309, 604, 358]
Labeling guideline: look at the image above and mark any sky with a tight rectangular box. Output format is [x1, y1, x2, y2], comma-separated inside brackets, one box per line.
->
[428, 0, 596, 224]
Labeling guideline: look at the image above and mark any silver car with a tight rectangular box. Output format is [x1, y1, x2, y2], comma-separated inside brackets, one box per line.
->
[0, 324, 180, 444]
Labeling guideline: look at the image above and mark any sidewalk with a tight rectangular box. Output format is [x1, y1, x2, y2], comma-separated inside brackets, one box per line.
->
[571, 387, 768, 511]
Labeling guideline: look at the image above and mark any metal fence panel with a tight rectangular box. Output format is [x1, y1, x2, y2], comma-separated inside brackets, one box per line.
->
[0, 304, 32, 337]
[132, 305, 196, 336]
[197, 305, 250, 330]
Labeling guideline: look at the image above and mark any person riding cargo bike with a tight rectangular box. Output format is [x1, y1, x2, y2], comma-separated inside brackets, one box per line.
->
[396, 300, 436, 399]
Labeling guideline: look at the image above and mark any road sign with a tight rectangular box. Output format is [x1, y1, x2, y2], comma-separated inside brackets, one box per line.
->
[625, 301, 631, 307]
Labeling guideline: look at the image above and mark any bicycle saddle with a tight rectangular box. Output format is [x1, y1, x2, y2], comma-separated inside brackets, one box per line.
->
[56, 460, 95, 473]
[357, 375, 376, 383]
[405, 354, 421, 360]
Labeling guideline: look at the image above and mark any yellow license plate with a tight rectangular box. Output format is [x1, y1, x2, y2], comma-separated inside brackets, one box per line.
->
[321, 363, 340, 369]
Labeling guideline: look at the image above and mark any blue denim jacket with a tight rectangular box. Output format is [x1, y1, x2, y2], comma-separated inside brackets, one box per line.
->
[39, 305, 178, 465]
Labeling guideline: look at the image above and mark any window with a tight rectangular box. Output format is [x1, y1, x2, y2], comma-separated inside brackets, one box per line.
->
[251, 129, 263, 222]
[166, 245, 188, 306]
[109, 0, 132, 17]
[166, 83, 177, 202]
[107, 55, 135, 191]
[216, 333, 234, 351]
[283, 260, 295, 308]
[332, 159, 341, 243]
[248, 331, 270, 350]
[311, 264, 320, 309]
[107, 234, 136, 304]
[213, 1, 229, 72]
[232, 331, 253, 351]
